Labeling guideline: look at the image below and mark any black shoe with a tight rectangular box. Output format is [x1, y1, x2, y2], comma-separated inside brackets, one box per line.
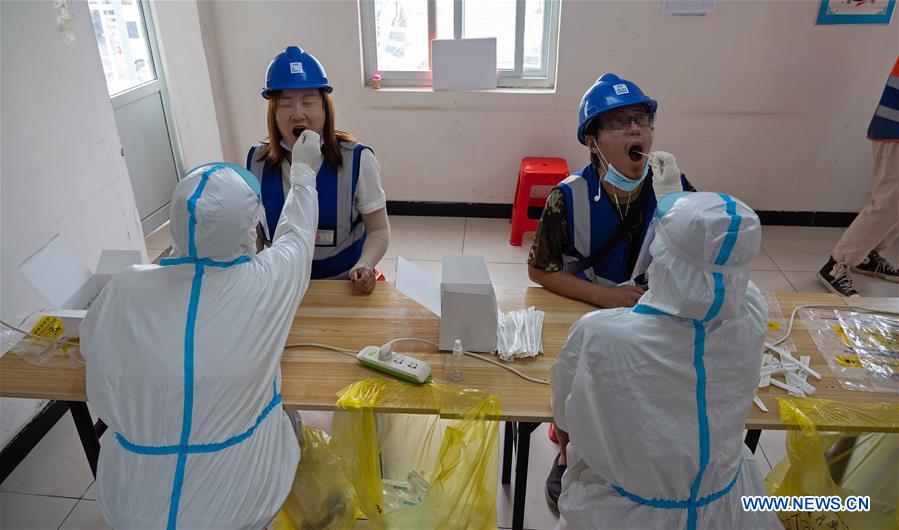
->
[819, 256, 859, 297]
[853, 250, 899, 283]
[545, 453, 566, 513]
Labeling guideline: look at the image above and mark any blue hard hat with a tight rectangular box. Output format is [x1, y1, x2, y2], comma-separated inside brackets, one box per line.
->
[261, 46, 332, 99]
[577, 73, 657, 145]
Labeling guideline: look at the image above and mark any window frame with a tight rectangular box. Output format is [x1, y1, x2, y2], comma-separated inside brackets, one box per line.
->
[359, 0, 560, 89]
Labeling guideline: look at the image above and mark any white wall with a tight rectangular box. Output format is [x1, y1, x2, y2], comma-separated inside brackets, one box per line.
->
[151, 0, 224, 170]
[1, 0, 146, 445]
[199, 0, 897, 212]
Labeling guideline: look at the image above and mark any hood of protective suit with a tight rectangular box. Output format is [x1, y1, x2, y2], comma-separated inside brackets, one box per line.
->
[168, 164, 263, 263]
[639, 192, 761, 322]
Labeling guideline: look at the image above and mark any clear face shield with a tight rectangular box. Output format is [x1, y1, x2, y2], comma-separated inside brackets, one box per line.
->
[627, 191, 692, 288]
[629, 219, 655, 288]
[228, 165, 268, 245]
[195, 162, 266, 246]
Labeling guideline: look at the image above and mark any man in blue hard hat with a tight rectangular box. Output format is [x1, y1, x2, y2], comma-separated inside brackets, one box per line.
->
[527, 73, 695, 511]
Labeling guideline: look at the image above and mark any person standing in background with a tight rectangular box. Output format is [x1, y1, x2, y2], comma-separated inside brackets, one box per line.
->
[819, 56, 899, 296]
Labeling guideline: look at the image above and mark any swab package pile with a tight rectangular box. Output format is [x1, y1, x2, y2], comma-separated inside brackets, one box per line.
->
[495, 307, 544, 361]
[754, 295, 819, 411]
[756, 342, 821, 410]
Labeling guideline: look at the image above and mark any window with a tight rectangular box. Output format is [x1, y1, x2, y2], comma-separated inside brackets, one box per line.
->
[360, 0, 560, 89]
[88, 0, 156, 95]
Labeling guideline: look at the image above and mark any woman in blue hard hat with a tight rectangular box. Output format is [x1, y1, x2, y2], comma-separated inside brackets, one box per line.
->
[527, 73, 695, 511]
[247, 46, 389, 293]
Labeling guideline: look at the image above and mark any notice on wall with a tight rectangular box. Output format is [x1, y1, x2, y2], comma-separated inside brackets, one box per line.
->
[661, 0, 716, 16]
[817, 0, 896, 24]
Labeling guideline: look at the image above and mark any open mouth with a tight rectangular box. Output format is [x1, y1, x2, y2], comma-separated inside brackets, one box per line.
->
[627, 143, 644, 163]
[292, 126, 306, 139]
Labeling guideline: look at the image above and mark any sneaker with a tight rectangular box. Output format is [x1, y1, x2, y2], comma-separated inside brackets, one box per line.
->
[853, 250, 899, 283]
[545, 453, 566, 513]
[819, 256, 859, 297]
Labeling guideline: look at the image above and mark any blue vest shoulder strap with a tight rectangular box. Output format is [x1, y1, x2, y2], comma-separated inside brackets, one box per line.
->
[247, 145, 286, 244]
[309, 143, 372, 279]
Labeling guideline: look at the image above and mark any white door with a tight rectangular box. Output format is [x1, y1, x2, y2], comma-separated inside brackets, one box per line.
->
[88, 0, 181, 235]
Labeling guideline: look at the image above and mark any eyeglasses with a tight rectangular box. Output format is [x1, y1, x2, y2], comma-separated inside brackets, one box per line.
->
[600, 111, 653, 130]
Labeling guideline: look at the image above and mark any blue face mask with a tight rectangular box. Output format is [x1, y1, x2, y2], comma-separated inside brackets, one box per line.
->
[603, 161, 648, 192]
[595, 143, 649, 192]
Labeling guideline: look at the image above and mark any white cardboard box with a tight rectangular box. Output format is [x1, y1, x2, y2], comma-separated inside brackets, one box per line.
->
[18, 235, 142, 337]
[395, 255, 498, 352]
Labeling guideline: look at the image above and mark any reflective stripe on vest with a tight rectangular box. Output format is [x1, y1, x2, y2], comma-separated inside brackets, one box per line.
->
[868, 57, 899, 141]
[556, 164, 660, 285]
[247, 143, 368, 278]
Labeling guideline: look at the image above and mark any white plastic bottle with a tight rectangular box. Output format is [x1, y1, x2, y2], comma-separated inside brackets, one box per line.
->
[451, 338, 464, 381]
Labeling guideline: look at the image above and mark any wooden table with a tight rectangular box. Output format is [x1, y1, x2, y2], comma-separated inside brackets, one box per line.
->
[0, 282, 589, 410]
[0, 282, 591, 530]
[747, 292, 899, 431]
[5, 285, 894, 423]
[2, 283, 897, 530]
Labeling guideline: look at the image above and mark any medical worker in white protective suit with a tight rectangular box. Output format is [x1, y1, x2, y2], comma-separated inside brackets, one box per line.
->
[81, 130, 323, 529]
[551, 191, 781, 530]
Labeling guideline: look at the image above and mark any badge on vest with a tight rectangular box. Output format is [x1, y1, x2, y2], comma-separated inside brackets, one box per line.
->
[315, 229, 336, 247]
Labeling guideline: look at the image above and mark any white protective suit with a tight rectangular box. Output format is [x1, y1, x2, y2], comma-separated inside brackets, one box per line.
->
[81, 134, 320, 529]
[551, 192, 781, 530]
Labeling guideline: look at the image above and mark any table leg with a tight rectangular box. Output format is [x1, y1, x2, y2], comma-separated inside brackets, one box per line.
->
[0, 400, 68, 483]
[502, 421, 514, 485]
[68, 402, 100, 478]
[95, 419, 108, 440]
[512, 422, 539, 530]
[745, 429, 761, 454]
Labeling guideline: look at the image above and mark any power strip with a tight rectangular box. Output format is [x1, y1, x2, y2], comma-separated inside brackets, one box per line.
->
[356, 346, 432, 384]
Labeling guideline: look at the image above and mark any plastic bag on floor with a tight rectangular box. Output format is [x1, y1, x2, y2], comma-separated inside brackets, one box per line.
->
[273, 424, 356, 530]
[765, 397, 899, 530]
[330, 379, 500, 530]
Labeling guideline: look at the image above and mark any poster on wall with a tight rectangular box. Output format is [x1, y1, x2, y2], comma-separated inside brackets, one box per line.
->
[817, 0, 896, 24]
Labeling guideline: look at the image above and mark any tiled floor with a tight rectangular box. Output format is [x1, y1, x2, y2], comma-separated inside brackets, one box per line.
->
[3, 218, 897, 529]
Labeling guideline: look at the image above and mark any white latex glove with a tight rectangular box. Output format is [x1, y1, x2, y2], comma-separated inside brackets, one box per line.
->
[649, 150, 682, 200]
[289, 129, 323, 186]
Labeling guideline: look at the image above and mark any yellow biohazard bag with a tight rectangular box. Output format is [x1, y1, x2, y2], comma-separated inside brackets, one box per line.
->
[329, 379, 500, 530]
[273, 424, 357, 530]
[765, 397, 899, 530]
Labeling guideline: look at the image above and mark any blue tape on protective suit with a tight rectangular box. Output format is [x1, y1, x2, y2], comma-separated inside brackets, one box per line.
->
[116, 384, 282, 455]
[609, 463, 741, 511]
[614, 194, 745, 530]
[119, 164, 269, 530]
[688, 320, 710, 530]
[632, 304, 669, 316]
[714, 193, 741, 267]
[159, 256, 250, 268]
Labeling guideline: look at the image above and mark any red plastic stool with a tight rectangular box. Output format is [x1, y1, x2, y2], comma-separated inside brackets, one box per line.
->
[548, 422, 559, 444]
[509, 157, 569, 246]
